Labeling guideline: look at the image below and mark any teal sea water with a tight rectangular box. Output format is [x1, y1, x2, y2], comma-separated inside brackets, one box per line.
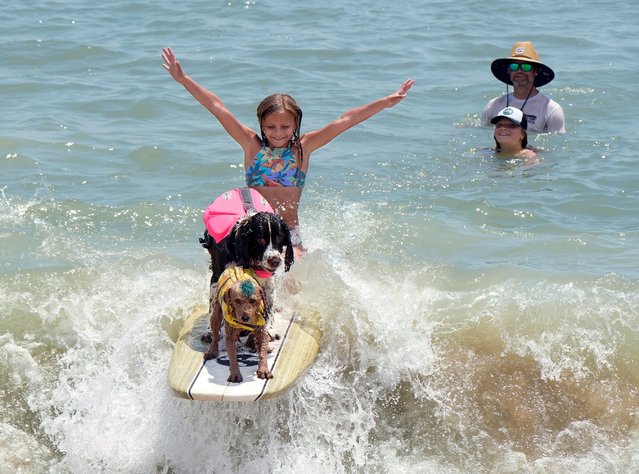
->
[2, 1, 639, 472]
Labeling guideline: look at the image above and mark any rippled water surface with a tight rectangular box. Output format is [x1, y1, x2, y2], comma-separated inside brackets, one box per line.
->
[2, 1, 639, 472]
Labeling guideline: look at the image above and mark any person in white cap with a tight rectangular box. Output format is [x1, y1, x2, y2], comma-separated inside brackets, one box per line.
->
[491, 107, 537, 160]
[482, 41, 565, 133]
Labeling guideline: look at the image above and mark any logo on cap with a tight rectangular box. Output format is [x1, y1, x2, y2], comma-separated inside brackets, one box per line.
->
[503, 107, 514, 116]
[515, 47, 526, 54]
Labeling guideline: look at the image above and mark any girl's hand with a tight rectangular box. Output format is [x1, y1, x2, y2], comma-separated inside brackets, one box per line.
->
[162, 47, 185, 84]
[387, 79, 415, 106]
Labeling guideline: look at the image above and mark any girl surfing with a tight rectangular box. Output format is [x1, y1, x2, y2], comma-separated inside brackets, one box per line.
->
[162, 47, 413, 255]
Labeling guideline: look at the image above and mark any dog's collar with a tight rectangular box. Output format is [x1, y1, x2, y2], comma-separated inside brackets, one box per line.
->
[217, 267, 266, 332]
[255, 269, 274, 279]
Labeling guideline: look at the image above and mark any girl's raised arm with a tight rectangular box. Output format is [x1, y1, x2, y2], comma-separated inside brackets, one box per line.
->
[302, 79, 414, 154]
[162, 48, 257, 150]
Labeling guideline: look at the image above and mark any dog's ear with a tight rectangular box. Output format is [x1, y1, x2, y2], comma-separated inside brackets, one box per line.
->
[222, 284, 235, 306]
[284, 244, 294, 271]
[281, 220, 295, 271]
[256, 282, 265, 301]
[231, 222, 251, 266]
[199, 230, 214, 249]
[226, 229, 238, 260]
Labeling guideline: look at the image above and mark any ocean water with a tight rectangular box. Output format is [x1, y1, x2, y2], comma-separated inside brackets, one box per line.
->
[2, 0, 639, 472]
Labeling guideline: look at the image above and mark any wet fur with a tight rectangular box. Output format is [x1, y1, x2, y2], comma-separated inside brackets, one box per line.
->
[200, 211, 294, 336]
[203, 274, 272, 383]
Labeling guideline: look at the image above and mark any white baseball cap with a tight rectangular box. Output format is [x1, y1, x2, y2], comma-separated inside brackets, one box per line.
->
[491, 107, 527, 130]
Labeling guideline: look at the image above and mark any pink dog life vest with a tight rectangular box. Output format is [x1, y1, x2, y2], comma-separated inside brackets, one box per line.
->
[203, 188, 274, 244]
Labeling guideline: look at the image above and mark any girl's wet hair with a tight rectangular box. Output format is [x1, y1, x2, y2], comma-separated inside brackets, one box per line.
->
[257, 94, 304, 163]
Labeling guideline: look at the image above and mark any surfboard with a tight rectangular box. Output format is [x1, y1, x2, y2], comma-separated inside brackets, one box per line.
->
[168, 304, 321, 401]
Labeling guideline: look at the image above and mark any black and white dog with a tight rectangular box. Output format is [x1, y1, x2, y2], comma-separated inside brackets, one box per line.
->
[228, 211, 294, 280]
[200, 211, 294, 287]
[200, 210, 294, 340]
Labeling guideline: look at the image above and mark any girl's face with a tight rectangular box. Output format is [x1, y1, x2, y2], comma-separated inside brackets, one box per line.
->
[261, 111, 296, 148]
[494, 119, 524, 146]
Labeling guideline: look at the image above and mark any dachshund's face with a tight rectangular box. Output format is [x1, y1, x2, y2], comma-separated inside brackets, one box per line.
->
[224, 279, 265, 325]
[231, 212, 294, 273]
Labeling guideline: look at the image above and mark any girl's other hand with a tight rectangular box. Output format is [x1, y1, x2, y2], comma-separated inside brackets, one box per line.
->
[387, 79, 415, 106]
[162, 47, 185, 84]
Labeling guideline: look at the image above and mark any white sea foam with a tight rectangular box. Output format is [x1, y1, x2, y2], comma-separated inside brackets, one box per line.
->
[2, 0, 639, 471]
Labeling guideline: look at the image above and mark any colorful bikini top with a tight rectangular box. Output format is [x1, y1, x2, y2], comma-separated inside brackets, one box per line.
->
[245, 145, 306, 188]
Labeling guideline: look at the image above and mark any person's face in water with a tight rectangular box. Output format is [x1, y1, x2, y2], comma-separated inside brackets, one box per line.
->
[261, 111, 296, 148]
[494, 119, 525, 147]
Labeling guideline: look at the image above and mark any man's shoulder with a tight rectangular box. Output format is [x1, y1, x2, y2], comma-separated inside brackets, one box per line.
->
[530, 92, 551, 104]
[531, 92, 564, 114]
[547, 95, 564, 112]
[485, 94, 509, 108]
[533, 91, 562, 106]
[483, 94, 508, 115]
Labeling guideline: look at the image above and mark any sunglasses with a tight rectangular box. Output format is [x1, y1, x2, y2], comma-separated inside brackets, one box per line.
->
[509, 63, 533, 72]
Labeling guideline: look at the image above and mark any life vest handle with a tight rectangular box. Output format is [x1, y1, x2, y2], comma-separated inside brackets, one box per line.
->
[240, 187, 256, 214]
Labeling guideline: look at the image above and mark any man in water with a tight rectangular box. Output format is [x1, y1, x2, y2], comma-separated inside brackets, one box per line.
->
[482, 41, 566, 133]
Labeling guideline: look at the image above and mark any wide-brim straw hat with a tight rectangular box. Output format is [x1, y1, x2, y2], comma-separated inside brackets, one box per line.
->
[491, 41, 555, 87]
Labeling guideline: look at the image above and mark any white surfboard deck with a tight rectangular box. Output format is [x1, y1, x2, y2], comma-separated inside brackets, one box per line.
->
[168, 304, 320, 402]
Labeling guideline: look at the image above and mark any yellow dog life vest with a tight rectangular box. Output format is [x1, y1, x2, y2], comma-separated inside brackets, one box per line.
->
[216, 267, 266, 332]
